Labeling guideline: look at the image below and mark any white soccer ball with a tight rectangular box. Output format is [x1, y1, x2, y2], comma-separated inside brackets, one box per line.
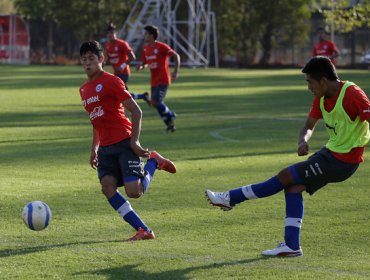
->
[22, 201, 52, 231]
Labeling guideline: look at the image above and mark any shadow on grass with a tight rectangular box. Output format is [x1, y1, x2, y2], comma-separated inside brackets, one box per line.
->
[0, 239, 123, 258]
[75, 257, 265, 279]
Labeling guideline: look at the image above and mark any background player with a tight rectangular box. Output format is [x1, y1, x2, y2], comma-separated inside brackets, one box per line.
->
[79, 40, 177, 241]
[136, 25, 180, 133]
[312, 27, 339, 64]
[105, 22, 150, 105]
[206, 56, 370, 257]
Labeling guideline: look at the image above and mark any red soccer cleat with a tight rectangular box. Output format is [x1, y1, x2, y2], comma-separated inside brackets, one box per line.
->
[126, 227, 155, 241]
[150, 151, 177, 174]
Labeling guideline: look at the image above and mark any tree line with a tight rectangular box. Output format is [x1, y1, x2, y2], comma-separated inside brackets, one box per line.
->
[13, 0, 370, 65]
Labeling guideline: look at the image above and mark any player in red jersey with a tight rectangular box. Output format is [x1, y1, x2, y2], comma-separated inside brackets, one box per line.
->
[105, 23, 150, 105]
[312, 27, 339, 64]
[79, 40, 177, 241]
[136, 25, 180, 133]
[206, 56, 370, 257]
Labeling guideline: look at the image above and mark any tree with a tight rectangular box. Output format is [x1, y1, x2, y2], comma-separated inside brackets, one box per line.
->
[213, 0, 312, 66]
[14, 0, 135, 59]
[321, 0, 370, 33]
[254, 0, 313, 64]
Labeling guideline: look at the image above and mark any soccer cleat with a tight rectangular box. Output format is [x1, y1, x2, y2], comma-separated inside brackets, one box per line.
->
[262, 242, 303, 257]
[205, 189, 233, 211]
[150, 151, 177, 173]
[166, 125, 176, 133]
[143, 92, 152, 106]
[126, 227, 155, 241]
[166, 114, 176, 133]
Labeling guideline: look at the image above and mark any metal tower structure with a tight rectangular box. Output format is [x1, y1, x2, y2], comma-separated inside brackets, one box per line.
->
[118, 0, 219, 67]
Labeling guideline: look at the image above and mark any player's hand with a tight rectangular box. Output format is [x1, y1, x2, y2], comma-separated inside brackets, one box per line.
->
[130, 141, 150, 158]
[119, 63, 127, 71]
[298, 142, 309, 156]
[90, 151, 98, 169]
[136, 65, 144, 71]
[171, 71, 178, 80]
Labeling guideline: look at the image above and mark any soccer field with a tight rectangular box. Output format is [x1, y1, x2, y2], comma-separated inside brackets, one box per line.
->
[0, 65, 369, 279]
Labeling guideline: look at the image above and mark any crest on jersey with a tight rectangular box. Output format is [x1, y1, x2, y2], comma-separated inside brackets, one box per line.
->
[96, 84, 103, 92]
[154, 49, 158, 54]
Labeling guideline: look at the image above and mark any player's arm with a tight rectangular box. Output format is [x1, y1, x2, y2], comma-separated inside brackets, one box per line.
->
[90, 128, 100, 169]
[170, 51, 180, 80]
[298, 116, 318, 156]
[136, 50, 147, 71]
[119, 50, 136, 71]
[123, 98, 150, 158]
[330, 41, 339, 59]
[136, 62, 147, 71]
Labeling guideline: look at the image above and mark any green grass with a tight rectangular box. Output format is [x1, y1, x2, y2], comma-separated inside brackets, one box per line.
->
[0, 64, 369, 279]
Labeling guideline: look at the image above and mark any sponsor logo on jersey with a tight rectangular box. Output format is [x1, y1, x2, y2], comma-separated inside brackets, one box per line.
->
[146, 55, 157, 60]
[82, 95, 100, 107]
[89, 106, 104, 120]
[96, 84, 103, 92]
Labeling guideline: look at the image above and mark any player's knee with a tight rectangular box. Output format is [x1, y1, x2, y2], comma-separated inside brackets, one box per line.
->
[100, 176, 118, 198]
[126, 189, 143, 199]
[277, 168, 294, 186]
[124, 182, 143, 199]
[101, 184, 116, 198]
[151, 100, 160, 107]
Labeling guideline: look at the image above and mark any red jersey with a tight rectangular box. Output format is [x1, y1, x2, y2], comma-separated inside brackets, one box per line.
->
[141, 41, 175, 86]
[312, 40, 338, 63]
[309, 81, 370, 163]
[79, 71, 133, 146]
[105, 39, 132, 75]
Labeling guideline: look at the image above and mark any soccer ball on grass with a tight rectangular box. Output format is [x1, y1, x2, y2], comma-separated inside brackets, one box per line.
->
[22, 201, 52, 231]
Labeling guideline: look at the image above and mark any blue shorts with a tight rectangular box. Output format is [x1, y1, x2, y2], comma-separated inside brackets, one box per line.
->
[116, 73, 130, 90]
[151, 85, 168, 103]
[97, 139, 145, 187]
[290, 148, 359, 195]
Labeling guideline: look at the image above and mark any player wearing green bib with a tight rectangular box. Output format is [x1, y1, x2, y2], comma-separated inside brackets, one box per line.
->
[206, 56, 370, 257]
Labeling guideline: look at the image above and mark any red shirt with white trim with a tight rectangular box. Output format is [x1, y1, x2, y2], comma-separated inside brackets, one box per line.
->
[309, 81, 370, 163]
[80, 71, 132, 146]
[141, 41, 175, 86]
[106, 39, 132, 75]
[312, 40, 339, 64]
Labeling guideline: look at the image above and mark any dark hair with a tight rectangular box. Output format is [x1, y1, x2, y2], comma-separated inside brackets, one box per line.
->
[107, 22, 116, 32]
[79, 41, 104, 58]
[144, 25, 159, 40]
[316, 27, 325, 32]
[302, 56, 339, 81]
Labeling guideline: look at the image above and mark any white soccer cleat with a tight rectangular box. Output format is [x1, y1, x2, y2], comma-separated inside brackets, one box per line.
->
[205, 189, 233, 211]
[262, 242, 303, 257]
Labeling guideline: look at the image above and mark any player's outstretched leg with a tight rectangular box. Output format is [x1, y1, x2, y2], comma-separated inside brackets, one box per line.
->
[205, 176, 285, 211]
[149, 151, 176, 173]
[130, 92, 151, 106]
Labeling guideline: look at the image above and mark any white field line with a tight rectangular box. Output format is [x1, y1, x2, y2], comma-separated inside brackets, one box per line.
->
[210, 117, 304, 143]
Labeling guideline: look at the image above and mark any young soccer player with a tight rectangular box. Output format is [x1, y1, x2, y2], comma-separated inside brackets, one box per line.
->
[105, 22, 150, 105]
[136, 25, 180, 133]
[312, 27, 339, 64]
[206, 56, 370, 257]
[79, 40, 177, 241]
